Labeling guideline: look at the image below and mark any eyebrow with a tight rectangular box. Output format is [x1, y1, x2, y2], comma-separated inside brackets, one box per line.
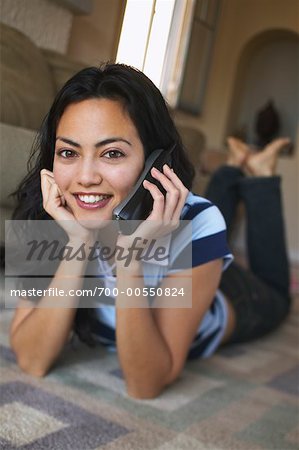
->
[55, 137, 132, 148]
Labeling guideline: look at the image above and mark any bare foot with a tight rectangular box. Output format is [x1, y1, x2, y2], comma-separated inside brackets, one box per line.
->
[245, 137, 291, 176]
[226, 137, 251, 168]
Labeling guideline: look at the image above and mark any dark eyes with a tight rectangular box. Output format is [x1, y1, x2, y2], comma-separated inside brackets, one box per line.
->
[58, 149, 76, 158]
[103, 150, 124, 159]
[56, 149, 124, 159]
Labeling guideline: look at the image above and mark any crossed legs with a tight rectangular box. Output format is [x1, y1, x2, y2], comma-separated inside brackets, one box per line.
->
[205, 137, 291, 344]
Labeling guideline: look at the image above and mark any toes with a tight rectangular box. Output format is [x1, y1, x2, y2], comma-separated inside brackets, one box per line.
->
[264, 137, 291, 153]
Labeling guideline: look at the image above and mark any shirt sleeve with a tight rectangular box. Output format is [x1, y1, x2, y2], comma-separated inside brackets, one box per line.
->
[169, 201, 233, 272]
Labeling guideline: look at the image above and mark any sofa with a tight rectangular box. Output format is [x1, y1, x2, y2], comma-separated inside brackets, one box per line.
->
[0, 23, 86, 255]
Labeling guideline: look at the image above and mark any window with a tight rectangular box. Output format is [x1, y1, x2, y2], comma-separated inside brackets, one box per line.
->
[116, 0, 194, 104]
[178, 0, 221, 114]
[116, 0, 219, 112]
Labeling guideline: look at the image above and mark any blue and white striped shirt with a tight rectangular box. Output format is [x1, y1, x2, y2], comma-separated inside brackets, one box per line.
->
[93, 192, 233, 358]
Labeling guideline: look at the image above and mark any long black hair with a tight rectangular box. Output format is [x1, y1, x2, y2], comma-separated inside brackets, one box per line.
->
[13, 63, 195, 346]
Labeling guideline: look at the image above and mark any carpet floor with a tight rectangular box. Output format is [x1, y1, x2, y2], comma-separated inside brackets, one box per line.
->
[0, 294, 298, 450]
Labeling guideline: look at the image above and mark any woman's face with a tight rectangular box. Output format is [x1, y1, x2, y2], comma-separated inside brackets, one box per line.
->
[53, 98, 145, 227]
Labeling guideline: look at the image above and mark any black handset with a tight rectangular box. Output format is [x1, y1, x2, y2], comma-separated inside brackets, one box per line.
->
[112, 144, 175, 234]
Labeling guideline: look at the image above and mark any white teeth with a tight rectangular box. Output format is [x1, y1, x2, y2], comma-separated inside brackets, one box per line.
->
[78, 194, 109, 204]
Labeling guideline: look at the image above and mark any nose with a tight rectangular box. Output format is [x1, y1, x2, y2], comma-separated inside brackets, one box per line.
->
[76, 157, 102, 187]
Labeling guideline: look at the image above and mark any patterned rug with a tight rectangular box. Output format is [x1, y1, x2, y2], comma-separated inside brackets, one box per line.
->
[0, 294, 298, 450]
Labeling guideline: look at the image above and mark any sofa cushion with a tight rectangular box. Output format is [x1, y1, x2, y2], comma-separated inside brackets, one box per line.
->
[0, 123, 36, 244]
[0, 123, 36, 209]
[0, 23, 55, 130]
[43, 49, 86, 92]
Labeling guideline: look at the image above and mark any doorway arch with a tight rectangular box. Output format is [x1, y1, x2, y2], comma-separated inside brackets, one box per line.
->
[226, 29, 299, 146]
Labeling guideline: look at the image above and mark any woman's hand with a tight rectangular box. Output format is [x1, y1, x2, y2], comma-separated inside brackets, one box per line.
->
[40, 169, 96, 244]
[144, 164, 188, 225]
[116, 164, 189, 259]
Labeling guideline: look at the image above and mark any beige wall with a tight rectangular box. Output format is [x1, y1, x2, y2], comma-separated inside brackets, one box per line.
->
[176, 0, 299, 146]
[175, 0, 299, 264]
[67, 0, 125, 65]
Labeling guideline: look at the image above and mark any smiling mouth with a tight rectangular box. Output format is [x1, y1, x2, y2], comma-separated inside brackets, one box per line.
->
[74, 194, 113, 209]
[77, 194, 111, 204]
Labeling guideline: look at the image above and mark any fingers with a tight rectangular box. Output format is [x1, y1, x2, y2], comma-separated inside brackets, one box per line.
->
[152, 166, 178, 222]
[143, 165, 188, 223]
[41, 168, 54, 178]
[39, 170, 95, 243]
[40, 170, 53, 210]
[161, 165, 189, 221]
[143, 179, 165, 219]
[49, 182, 65, 209]
[40, 169, 66, 216]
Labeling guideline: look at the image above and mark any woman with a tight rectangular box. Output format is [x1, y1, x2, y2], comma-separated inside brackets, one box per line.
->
[9, 63, 291, 399]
